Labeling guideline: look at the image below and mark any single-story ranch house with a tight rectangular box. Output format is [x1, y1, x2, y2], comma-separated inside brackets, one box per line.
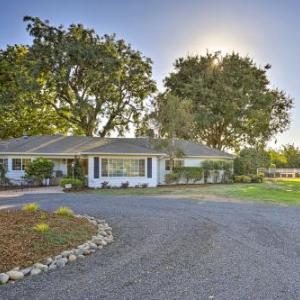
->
[0, 136, 234, 187]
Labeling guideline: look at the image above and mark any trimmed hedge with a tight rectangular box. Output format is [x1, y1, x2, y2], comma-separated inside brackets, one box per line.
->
[60, 178, 83, 189]
[234, 173, 264, 183]
[233, 175, 251, 183]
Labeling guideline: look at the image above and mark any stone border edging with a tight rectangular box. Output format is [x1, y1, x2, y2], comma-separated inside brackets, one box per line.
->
[0, 214, 113, 285]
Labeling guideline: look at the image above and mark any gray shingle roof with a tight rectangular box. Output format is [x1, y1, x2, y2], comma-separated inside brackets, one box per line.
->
[0, 136, 234, 158]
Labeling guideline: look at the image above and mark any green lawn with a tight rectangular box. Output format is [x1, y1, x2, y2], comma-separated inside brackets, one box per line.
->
[90, 179, 300, 206]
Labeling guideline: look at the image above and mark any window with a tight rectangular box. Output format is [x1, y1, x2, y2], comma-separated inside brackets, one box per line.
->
[101, 159, 145, 177]
[22, 159, 31, 170]
[0, 159, 8, 171]
[12, 158, 31, 171]
[165, 159, 184, 171]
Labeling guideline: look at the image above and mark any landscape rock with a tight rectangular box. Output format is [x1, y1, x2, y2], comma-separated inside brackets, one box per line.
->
[68, 254, 77, 262]
[44, 258, 53, 266]
[6, 270, 24, 281]
[30, 268, 42, 276]
[21, 267, 33, 276]
[0, 273, 9, 284]
[34, 263, 48, 272]
[56, 257, 68, 268]
[48, 263, 57, 271]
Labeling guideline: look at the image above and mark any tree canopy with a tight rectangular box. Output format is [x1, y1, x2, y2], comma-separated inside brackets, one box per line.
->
[0, 16, 156, 138]
[0, 45, 69, 139]
[163, 52, 293, 151]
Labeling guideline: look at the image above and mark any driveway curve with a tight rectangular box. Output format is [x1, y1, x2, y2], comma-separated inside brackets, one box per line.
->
[0, 193, 299, 300]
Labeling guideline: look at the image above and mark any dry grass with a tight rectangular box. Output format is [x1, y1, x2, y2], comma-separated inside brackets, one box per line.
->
[0, 209, 97, 272]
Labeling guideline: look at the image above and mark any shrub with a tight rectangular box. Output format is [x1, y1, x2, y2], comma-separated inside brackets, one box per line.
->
[165, 173, 180, 184]
[55, 206, 74, 217]
[250, 173, 264, 183]
[174, 167, 203, 184]
[120, 181, 129, 188]
[24, 158, 54, 185]
[101, 181, 110, 189]
[22, 203, 39, 212]
[33, 223, 49, 233]
[234, 175, 252, 183]
[141, 183, 148, 188]
[60, 178, 83, 190]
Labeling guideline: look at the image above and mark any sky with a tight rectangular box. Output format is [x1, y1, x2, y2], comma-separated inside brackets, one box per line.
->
[1, 0, 300, 148]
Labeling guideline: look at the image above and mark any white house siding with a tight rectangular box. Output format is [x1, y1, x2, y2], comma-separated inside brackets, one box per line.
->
[1, 156, 69, 182]
[88, 155, 159, 188]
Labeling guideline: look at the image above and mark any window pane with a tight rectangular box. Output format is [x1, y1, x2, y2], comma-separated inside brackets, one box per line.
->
[139, 159, 145, 176]
[12, 159, 22, 171]
[165, 160, 170, 171]
[101, 159, 108, 177]
[22, 159, 31, 171]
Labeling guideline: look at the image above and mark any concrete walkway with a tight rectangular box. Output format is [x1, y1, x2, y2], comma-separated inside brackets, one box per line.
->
[0, 186, 64, 198]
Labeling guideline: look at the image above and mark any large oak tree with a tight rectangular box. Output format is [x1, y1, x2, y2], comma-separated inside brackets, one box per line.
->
[0, 45, 69, 139]
[0, 16, 156, 138]
[163, 52, 293, 151]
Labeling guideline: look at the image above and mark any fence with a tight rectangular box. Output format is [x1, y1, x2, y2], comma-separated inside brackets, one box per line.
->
[257, 168, 300, 178]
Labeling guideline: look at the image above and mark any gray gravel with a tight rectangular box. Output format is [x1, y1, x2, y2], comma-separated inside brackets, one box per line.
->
[0, 193, 299, 300]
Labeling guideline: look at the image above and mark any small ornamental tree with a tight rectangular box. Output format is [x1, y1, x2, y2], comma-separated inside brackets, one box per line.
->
[74, 159, 84, 179]
[25, 158, 54, 185]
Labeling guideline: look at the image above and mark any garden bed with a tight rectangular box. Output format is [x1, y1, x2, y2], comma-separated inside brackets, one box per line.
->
[0, 209, 97, 273]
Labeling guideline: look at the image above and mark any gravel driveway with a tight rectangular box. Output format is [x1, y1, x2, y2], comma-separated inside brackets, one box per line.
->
[0, 193, 299, 300]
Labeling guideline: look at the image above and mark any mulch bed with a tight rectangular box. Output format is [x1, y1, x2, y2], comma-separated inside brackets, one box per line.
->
[0, 210, 97, 272]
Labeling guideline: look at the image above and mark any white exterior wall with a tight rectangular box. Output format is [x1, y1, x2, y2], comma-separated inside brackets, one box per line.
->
[88, 155, 159, 188]
[1, 156, 69, 182]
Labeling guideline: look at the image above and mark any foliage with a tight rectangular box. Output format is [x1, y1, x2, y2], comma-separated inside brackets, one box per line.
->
[60, 178, 83, 189]
[0, 164, 7, 185]
[143, 93, 193, 171]
[174, 167, 203, 183]
[101, 181, 111, 189]
[165, 173, 180, 184]
[281, 144, 300, 168]
[163, 52, 293, 151]
[55, 207, 74, 217]
[233, 175, 252, 183]
[67, 158, 84, 179]
[24, 158, 54, 184]
[141, 183, 148, 188]
[250, 174, 264, 183]
[268, 149, 287, 168]
[120, 181, 129, 188]
[234, 148, 270, 175]
[22, 203, 39, 212]
[0, 45, 70, 139]
[19, 16, 156, 136]
[33, 223, 49, 233]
